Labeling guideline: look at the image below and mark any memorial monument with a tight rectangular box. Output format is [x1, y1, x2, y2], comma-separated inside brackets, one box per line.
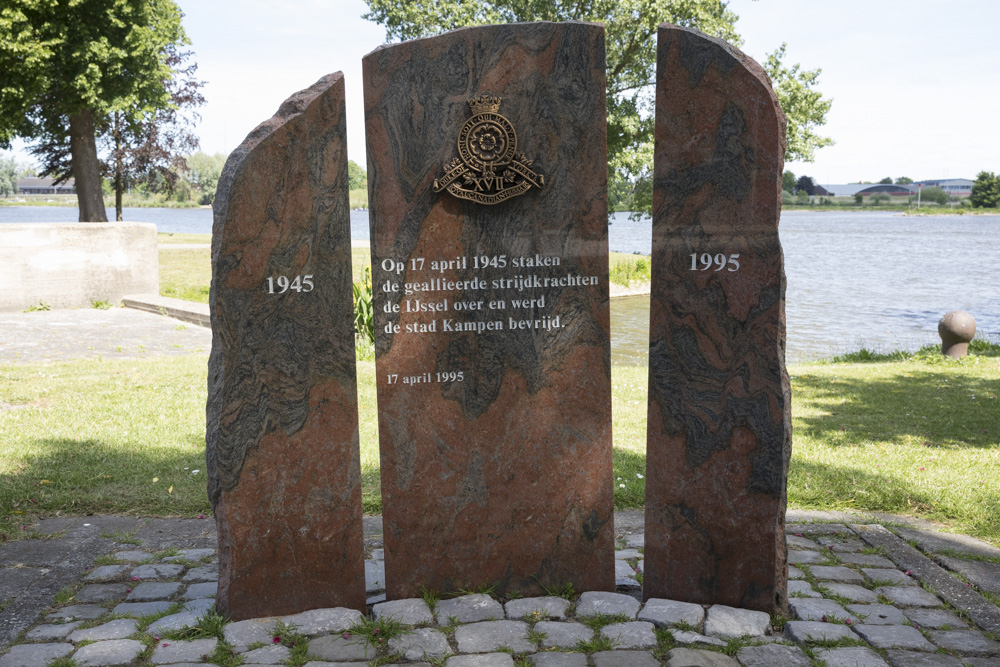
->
[207, 73, 367, 619]
[363, 22, 616, 598]
[642, 24, 791, 613]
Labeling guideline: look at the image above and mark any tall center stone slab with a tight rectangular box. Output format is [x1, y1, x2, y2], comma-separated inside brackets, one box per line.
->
[207, 73, 366, 620]
[363, 22, 615, 598]
[643, 25, 791, 613]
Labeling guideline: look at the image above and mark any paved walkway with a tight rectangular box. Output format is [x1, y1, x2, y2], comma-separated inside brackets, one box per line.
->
[1, 511, 999, 666]
[0, 306, 212, 363]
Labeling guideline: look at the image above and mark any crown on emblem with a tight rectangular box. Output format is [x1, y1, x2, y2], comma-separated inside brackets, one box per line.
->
[468, 94, 502, 115]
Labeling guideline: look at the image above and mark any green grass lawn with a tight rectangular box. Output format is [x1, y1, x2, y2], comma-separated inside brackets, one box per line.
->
[2, 345, 997, 544]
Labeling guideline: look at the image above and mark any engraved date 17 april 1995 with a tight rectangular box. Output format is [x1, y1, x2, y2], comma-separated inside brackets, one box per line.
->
[387, 371, 465, 385]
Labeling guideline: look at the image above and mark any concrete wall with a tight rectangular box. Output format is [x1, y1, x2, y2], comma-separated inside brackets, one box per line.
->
[0, 223, 159, 312]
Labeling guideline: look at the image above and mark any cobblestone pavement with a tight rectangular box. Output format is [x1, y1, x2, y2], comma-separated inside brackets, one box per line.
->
[0, 308, 211, 363]
[2, 512, 998, 666]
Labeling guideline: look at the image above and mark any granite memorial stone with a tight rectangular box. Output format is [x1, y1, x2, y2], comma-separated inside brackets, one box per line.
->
[363, 22, 615, 598]
[643, 24, 791, 613]
[207, 73, 366, 619]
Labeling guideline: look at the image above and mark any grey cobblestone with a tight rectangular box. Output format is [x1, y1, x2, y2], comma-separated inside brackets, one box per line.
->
[68, 619, 138, 643]
[528, 653, 587, 667]
[76, 583, 129, 603]
[599, 621, 657, 649]
[241, 645, 291, 664]
[386, 627, 450, 660]
[126, 581, 182, 601]
[436, 594, 504, 624]
[25, 622, 81, 640]
[73, 638, 146, 666]
[533, 621, 592, 649]
[809, 565, 865, 584]
[222, 618, 278, 651]
[131, 564, 185, 579]
[576, 592, 639, 619]
[280, 608, 362, 636]
[83, 565, 130, 582]
[784, 620, 858, 642]
[593, 650, 661, 667]
[883, 649, 963, 666]
[46, 604, 106, 620]
[309, 634, 377, 661]
[900, 607, 968, 629]
[183, 565, 219, 582]
[637, 599, 704, 628]
[112, 550, 152, 562]
[0, 643, 74, 667]
[663, 647, 735, 666]
[703, 605, 770, 639]
[874, 586, 942, 608]
[788, 598, 859, 623]
[787, 580, 820, 598]
[454, 620, 534, 654]
[373, 599, 433, 625]
[787, 550, 826, 564]
[667, 631, 724, 647]
[111, 600, 174, 617]
[735, 644, 811, 667]
[926, 629, 1000, 654]
[837, 553, 896, 568]
[813, 646, 888, 667]
[862, 568, 916, 586]
[845, 603, 906, 625]
[818, 582, 878, 602]
[150, 637, 218, 664]
[851, 624, 934, 650]
[445, 654, 514, 667]
[183, 582, 217, 599]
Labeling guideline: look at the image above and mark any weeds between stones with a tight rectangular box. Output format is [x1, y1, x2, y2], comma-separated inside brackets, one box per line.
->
[419, 587, 440, 613]
[578, 613, 631, 631]
[102, 530, 141, 545]
[348, 615, 407, 644]
[206, 640, 243, 667]
[575, 635, 617, 653]
[455, 582, 499, 597]
[160, 611, 227, 640]
[538, 581, 576, 600]
[45, 658, 77, 667]
[526, 627, 548, 644]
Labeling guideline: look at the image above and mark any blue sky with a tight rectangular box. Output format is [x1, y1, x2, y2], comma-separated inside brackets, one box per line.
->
[10, 0, 1000, 184]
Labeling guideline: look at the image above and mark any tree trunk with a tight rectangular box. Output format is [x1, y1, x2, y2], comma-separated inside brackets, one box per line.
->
[68, 109, 108, 222]
[114, 112, 123, 221]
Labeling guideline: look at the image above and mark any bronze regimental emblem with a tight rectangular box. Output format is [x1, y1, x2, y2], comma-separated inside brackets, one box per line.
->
[433, 95, 544, 205]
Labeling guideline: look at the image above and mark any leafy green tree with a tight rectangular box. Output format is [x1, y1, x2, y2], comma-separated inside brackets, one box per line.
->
[782, 170, 797, 193]
[361, 0, 833, 213]
[186, 152, 228, 205]
[0, 0, 191, 221]
[920, 186, 948, 205]
[0, 155, 18, 196]
[348, 160, 367, 191]
[895, 176, 912, 185]
[796, 175, 815, 196]
[969, 171, 1000, 208]
[878, 177, 893, 185]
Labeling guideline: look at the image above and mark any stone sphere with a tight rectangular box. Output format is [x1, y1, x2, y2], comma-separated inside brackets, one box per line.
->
[938, 310, 976, 358]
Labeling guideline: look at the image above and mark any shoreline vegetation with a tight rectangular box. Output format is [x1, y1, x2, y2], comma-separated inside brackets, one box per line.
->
[0, 188, 371, 210]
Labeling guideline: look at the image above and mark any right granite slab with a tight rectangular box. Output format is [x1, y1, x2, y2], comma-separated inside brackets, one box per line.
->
[643, 23, 791, 614]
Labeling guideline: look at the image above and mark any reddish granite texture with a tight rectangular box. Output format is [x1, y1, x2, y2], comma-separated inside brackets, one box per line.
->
[643, 25, 791, 613]
[363, 23, 615, 598]
[207, 73, 366, 619]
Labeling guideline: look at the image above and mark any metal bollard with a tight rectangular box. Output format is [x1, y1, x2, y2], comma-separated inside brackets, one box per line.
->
[938, 311, 976, 358]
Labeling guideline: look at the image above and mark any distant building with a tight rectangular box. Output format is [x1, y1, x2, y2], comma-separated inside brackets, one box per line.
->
[910, 178, 973, 195]
[819, 179, 973, 198]
[16, 177, 76, 195]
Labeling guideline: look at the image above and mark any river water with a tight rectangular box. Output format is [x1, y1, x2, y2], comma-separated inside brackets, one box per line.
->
[3, 206, 997, 364]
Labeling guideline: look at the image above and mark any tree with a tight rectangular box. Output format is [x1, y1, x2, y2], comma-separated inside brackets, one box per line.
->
[969, 171, 1000, 208]
[878, 177, 893, 185]
[0, 155, 18, 196]
[895, 176, 913, 185]
[0, 0, 191, 222]
[361, 0, 833, 213]
[186, 152, 227, 205]
[920, 186, 948, 205]
[347, 160, 367, 190]
[782, 170, 797, 193]
[796, 175, 816, 196]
